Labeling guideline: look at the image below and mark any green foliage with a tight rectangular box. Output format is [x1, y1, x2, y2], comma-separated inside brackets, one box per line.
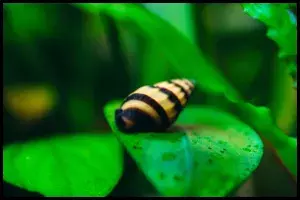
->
[287, 3, 297, 9]
[177, 106, 264, 196]
[242, 3, 297, 78]
[4, 3, 295, 197]
[275, 137, 297, 177]
[229, 102, 297, 176]
[104, 101, 193, 196]
[104, 101, 263, 197]
[241, 5, 297, 170]
[4, 3, 57, 41]
[3, 133, 124, 197]
[140, 42, 171, 85]
[74, 3, 241, 101]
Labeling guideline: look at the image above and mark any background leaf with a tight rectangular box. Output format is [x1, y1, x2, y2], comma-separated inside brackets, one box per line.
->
[242, 3, 297, 136]
[242, 3, 297, 93]
[73, 3, 241, 101]
[242, 3, 297, 59]
[3, 133, 124, 197]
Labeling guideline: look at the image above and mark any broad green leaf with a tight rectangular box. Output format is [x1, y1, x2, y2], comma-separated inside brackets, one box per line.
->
[104, 101, 193, 196]
[3, 133, 123, 197]
[74, 3, 241, 101]
[104, 101, 263, 197]
[176, 106, 263, 196]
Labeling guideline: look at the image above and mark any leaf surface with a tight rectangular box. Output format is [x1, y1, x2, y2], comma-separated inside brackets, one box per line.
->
[104, 101, 264, 196]
[3, 133, 124, 197]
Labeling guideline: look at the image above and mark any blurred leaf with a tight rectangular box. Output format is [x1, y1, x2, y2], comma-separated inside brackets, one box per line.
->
[275, 137, 297, 177]
[4, 84, 58, 122]
[242, 3, 297, 75]
[143, 3, 196, 43]
[4, 3, 57, 41]
[104, 100, 194, 197]
[176, 106, 263, 196]
[242, 3, 297, 135]
[140, 42, 171, 85]
[288, 3, 297, 8]
[67, 88, 97, 132]
[104, 101, 263, 197]
[3, 133, 123, 197]
[74, 3, 241, 102]
[273, 71, 297, 134]
[229, 102, 297, 176]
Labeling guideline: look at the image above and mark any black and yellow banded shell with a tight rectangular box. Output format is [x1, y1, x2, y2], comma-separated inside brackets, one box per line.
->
[115, 79, 195, 133]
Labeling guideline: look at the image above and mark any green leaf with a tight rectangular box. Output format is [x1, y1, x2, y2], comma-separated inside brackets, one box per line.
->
[73, 3, 241, 101]
[4, 4, 57, 41]
[104, 101, 263, 197]
[275, 137, 297, 177]
[140, 42, 172, 85]
[3, 133, 124, 197]
[242, 3, 297, 134]
[242, 3, 297, 75]
[229, 102, 297, 176]
[176, 106, 264, 196]
[104, 100, 194, 197]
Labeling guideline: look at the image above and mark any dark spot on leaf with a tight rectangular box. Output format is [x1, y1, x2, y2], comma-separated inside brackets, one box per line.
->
[133, 146, 142, 150]
[159, 172, 165, 180]
[220, 148, 226, 153]
[173, 174, 183, 182]
[174, 137, 183, 143]
[242, 147, 251, 152]
[192, 139, 198, 144]
[133, 143, 142, 150]
[162, 152, 176, 161]
[208, 146, 212, 150]
[208, 158, 213, 164]
[242, 172, 248, 177]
